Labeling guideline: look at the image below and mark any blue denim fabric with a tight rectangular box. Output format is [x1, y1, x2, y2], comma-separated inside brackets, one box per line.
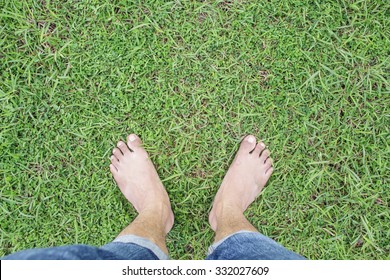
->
[3, 231, 304, 260]
[206, 231, 305, 260]
[3, 245, 121, 260]
[101, 235, 167, 260]
[3, 235, 164, 260]
[2, 243, 159, 260]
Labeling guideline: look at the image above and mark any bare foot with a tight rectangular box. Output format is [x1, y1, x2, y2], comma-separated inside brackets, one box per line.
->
[209, 135, 273, 231]
[110, 134, 174, 234]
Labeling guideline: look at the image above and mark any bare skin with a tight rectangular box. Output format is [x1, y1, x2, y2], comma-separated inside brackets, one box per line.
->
[209, 135, 273, 243]
[109, 134, 174, 254]
[109, 133, 272, 254]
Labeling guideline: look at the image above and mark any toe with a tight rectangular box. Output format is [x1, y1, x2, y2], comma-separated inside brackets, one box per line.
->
[253, 142, 266, 156]
[127, 134, 143, 151]
[110, 163, 118, 174]
[264, 157, 273, 168]
[238, 135, 257, 154]
[260, 149, 270, 162]
[112, 147, 123, 159]
[117, 141, 130, 155]
[111, 153, 120, 161]
[265, 166, 273, 177]
[264, 167, 274, 181]
[110, 155, 120, 169]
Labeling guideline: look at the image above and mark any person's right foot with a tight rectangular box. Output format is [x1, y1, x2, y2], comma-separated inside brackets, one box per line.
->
[209, 135, 273, 231]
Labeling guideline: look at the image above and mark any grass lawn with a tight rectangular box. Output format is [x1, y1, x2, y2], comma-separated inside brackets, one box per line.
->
[1, 0, 389, 260]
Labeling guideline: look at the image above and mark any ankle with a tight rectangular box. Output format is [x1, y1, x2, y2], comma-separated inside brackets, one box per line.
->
[209, 202, 243, 232]
[213, 209, 258, 242]
[140, 202, 174, 234]
[213, 201, 243, 218]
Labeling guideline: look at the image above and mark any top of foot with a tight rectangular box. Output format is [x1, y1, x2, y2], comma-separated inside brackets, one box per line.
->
[209, 135, 273, 231]
[110, 134, 174, 233]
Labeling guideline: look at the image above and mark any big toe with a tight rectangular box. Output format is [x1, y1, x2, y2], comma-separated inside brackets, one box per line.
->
[238, 135, 257, 154]
[127, 134, 143, 151]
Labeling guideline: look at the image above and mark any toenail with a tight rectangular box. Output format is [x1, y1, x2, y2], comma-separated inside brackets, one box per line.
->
[260, 142, 265, 147]
[129, 135, 136, 142]
[247, 136, 255, 143]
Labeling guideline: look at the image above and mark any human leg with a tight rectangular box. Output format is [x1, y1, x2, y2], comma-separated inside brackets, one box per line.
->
[207, 135, 304, 260]
[3, 134, 173, 260]
[103, 133, 174, 258]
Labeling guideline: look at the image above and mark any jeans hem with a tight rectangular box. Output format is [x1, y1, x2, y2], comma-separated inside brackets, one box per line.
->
[207, 230, 255, 256]
[112, 235, 169, 260]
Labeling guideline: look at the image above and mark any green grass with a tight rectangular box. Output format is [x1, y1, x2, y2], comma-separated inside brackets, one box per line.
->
[0, 0, 389, 260]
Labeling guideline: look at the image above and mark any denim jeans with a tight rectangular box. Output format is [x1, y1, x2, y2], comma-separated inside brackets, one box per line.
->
[3, 231, 305, 260]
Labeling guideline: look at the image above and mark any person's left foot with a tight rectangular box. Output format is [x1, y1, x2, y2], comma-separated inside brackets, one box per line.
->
[110, 134, 174, 234]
